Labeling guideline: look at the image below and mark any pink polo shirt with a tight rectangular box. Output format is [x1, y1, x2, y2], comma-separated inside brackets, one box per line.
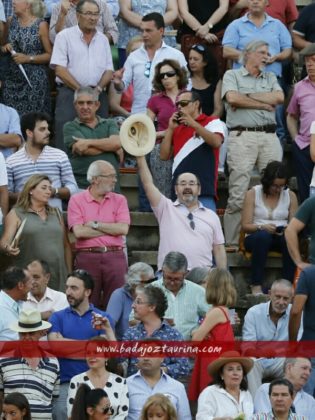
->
[68, 189, 130, 248]
[287, 77, 315, 149]
[153, 195, 225, 270]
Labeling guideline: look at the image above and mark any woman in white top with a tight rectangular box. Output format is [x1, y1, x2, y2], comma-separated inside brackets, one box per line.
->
[241, 161, 298, 295]
[67, 337, 129, 419]
[196, 351, 254, 420]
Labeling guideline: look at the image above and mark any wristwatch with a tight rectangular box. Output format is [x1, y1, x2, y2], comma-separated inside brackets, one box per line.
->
[208, 23, 213, 31]
[257, 225, 263, 231]
[29, 56, 34, 63]
[96, 85, 103, 93]
[92, 221, 99, 229]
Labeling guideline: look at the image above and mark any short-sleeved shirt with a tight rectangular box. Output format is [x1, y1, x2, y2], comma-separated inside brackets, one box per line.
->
[63, 117, 120, 189]
[0, 103, 22, 159]
[67, 189, 130, 249]
[0, 0, 6, 21]
[293, 3, 315, 43]
[50, 25, 113, 86]
[48, 305, 113, 383]
[296, 266, 315, 340]
[6, 145, 78, 210]
[147, 93, 177, 131]
[171, 114, 225, 198]
[222, 67, 282, 128]
[266, 0, 298, 26]
[0, 291, 21, 341]
[122, 42, 187, 114]
[153, 195, 225, 270]
[293, 196, 315, 264]
[0, 357, 60, 420]
[23, 287, 68, 314]
[286, 77, 315, 150]
[106, 286, 132, 340]
[222, 13, 292, 77]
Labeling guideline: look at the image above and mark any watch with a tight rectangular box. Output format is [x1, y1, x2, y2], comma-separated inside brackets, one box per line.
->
[208, 23, 213, 31]
[257, 225, 263, 231]
[96, 85, 103, 93]
[92, 221, 99, 229]
[29, 56, 35, 63]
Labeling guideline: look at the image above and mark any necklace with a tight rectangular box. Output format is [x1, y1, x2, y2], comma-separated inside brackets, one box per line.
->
[30, 206, 46, 215]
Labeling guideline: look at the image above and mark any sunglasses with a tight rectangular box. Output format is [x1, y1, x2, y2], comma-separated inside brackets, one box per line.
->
[144, 61, 152, 78]
[99, 405, 114, 415]
[191, 44, 206, 53]
[159, 70, 176, 80]
[187, 213, 195, 230]
[175, 100, 194, 108]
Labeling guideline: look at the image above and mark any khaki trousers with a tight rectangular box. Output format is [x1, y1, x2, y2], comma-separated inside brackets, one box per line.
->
[224, 130, 282, 246]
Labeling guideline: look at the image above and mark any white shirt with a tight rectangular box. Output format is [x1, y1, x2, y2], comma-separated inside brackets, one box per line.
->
[0, 0, 5, 21]
[122, 42, 187, 114]
[0, 153, 8, 224]
[23, 287, 68, 314]
[50, 25, 113, 85]
[196, 384, 254, 420]
[254, 382, 315, 419]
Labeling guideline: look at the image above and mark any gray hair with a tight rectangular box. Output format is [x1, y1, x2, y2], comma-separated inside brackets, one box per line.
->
[86, 160, 115, 183]
[74, 86, 99, 103]
[240, 40, 269, 65]
[162, 252, 188, 273]
[126, 262, 154, 286]
[186, 267, 210, 285]
[271, 278, 293, 292]
[27, 0, 46, 18]
[284, 357, 311, 374]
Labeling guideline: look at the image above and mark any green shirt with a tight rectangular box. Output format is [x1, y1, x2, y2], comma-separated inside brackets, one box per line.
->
[63, 117, 120, 190]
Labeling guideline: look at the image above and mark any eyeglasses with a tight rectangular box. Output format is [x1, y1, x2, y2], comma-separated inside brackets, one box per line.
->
[176, 181, 199, 187]
[98, 174, 117, 179]
[270, 183, 287, 190]
[144, 61, 152, 78]
[79, 11, 100, 17]
[175, 100, 194, 108]
[76, 100, 97, 106]
[140, 276, 158, 284]
[187, 213, 195, 230]
[159, 70, 176, 80]
[134, 299, 149, 305]
[191, 44, 206, 53]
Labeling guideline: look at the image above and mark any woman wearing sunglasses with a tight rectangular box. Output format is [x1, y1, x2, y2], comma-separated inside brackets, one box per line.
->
[189, 44, 223, 117]
[70, 384, 113, 420]
[68, 337, 129, 419]
[147, 59, 188, 198]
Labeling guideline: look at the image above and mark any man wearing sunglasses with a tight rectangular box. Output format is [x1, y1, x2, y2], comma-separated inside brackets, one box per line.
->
[160, 89, 226, 212]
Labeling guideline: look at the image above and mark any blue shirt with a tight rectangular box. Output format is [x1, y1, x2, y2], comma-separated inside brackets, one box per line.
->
[122, 321, 190, 379]
[48, 304, 113, 383]
[242, 301, 302, 369]
[0, 103, 22, 159]
[0, 291, 22, 341]
[106, 286, 133, 340]
[222, 13, 292, 77]
[127, 370, 192, 420]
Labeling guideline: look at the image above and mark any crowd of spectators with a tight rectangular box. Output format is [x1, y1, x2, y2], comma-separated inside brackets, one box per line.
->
[1, 0, 315, 418]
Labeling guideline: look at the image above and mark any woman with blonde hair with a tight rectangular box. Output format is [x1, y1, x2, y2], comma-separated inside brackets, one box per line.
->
[0, 174, 72, 291]
[188, 268, 237, 400]
[1, 0, 52, 115]
[140, 394, 177, 420]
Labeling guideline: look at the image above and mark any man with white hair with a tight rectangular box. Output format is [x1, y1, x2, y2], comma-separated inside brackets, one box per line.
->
[222, 39, 284, 247]
[67, 160, 130, 308]
[63, 86, 122, 190]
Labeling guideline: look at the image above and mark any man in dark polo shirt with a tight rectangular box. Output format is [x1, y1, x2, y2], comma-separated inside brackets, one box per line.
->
[160, 90, 226, 211]
[63, 86, 122, 190]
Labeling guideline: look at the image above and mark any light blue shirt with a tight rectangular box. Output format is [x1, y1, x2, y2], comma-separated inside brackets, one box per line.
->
[154, 278, 210, 340]
[0, 0, 5, 21]
[254, 382, 315, 419]
[0, 103, 22, 159]
[222, 13, 292, 77]
[242, 301, 303, 369]
[127, 370, 192, 420]
[0, 291, 22, 340]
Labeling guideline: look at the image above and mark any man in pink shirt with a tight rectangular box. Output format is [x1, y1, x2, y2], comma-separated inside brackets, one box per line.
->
[67, 160, 130, 308]
[137, 156, 227, 271]
[287, 44, 315, 203]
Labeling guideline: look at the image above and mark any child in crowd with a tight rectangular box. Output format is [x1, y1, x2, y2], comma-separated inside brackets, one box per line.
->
[188, 268, 237, 400]
[140, 394, 177, 420]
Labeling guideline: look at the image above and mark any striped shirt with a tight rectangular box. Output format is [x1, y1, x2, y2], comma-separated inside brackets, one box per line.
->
[252, 411, 307, 419]
[0, 357, 60, 420]
[6, 145, 78, 210]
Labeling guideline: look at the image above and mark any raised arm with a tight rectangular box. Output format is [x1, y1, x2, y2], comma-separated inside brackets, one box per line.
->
[136, 156, 162, 208]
